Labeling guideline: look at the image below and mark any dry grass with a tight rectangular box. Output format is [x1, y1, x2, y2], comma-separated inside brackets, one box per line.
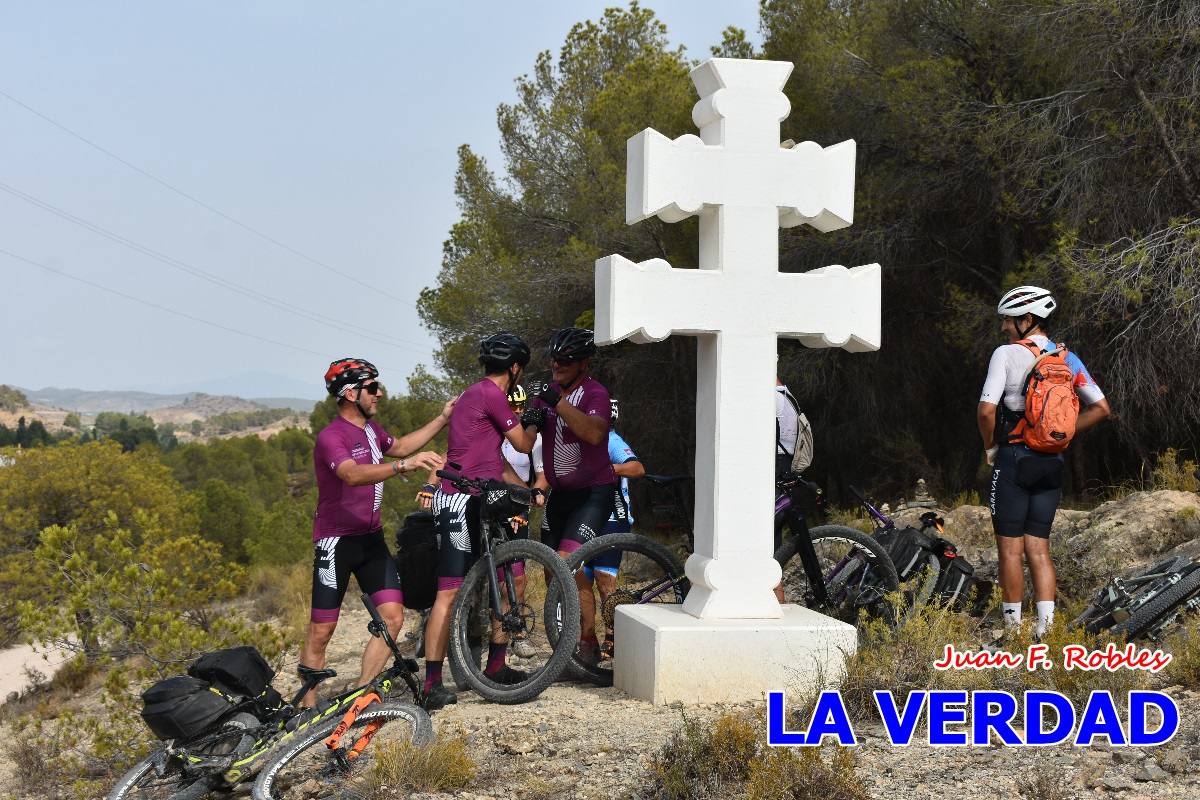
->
[1163, 617, 1200, 688]
[246, 560, 311, 643]
[747, 746, 870, 800]
[1016, 764, 1075, 800]
[646, 711, 869, 800]
[353, 735, 475, 795]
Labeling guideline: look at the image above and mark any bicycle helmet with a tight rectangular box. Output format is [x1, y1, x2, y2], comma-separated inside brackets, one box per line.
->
[479, 332, 531, 372]
[997, 286, 1056, 318]
[547, 327, 596, 362]
[325, 358, 379, 398]
[508, 384, 528, 411]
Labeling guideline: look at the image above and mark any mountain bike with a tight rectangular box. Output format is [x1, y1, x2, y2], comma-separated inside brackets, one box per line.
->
[544, 531, 688, 686]
[845, 485, 943, 610]
[1072, 555, 1200, 640]
[107, 593, 432, 800]
[437, 467, 580, 704]
[772, 472, 900, 623]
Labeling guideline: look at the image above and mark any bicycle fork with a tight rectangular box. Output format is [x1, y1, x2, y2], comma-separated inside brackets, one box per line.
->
[324, 692, 384, 767]
[788, 510, 831, 608]
[480, 531, 521, 632]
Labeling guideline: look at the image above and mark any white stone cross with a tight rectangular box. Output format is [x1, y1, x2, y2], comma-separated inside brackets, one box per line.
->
[595, 58, 881, 620]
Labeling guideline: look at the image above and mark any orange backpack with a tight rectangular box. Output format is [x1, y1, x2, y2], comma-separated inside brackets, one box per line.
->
[1007, 340, 1079, 453]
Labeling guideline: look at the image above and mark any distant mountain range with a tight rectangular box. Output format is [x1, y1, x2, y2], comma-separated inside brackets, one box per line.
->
[17, 387, 317, 414]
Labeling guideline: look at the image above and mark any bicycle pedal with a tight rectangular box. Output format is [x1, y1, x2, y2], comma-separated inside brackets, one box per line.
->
[402, 657, 420, 673]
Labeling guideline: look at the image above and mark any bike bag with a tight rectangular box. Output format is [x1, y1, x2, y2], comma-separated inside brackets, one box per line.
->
[396, 511, 439, 611]
[876, 527, 941, 583]
[188, 646, 275, 700]
[931, 539, 975, 611]
[481, 481, 531, 521]
[141, 675, 235, 741]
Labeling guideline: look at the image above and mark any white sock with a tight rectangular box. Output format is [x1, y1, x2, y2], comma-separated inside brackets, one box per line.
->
[1002, 602, 1022, 628]
[1036, 601, 1055, 636]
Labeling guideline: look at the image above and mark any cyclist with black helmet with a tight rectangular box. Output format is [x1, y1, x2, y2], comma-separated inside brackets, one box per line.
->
[422, 333, 540, 709]
[978, 287, 1111, 637]
[521, 327, 618, 665]
[301, 358, 451, 707]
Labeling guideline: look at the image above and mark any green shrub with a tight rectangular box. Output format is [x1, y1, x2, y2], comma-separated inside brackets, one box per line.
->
[747, 746, 870, 800]
[649, 713, 758, 799]
[353, 736, 476, 795]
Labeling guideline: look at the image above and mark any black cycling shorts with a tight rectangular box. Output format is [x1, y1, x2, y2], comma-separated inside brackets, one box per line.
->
[432, 489, 482, 592]
[311, 530, 403, 623]
[542, 484, 616, 554]
[989, 445, 1065, 539]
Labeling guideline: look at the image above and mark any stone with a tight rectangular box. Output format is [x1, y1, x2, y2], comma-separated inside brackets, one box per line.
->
[1114, 749, 1148, 764]
[1158, 748, 1190, 774]
[1134, 764, 1170, 782]
[613, 603, 856, 704]
[596, 57, 879, 622]
[1103, 775, 1137, 791]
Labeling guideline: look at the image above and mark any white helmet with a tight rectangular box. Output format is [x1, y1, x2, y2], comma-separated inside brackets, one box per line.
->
[997, 285, 1056, 318]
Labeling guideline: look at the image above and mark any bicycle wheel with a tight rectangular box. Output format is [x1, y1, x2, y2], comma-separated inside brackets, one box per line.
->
[107, 713, 260, 800]
[448, 538, 579, 704]
[773, 524, 899, 624]
[1111, 569, 1200, 641]
[545, 533, 688, 686]
[909, 553, 941, 609]
[447, 582, 486, 692]
[251, 702, 433, 800]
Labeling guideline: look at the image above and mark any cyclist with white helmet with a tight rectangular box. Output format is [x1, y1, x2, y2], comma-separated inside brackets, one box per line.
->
[301, 358, 450, 707]
[978, 287, 1111, 637]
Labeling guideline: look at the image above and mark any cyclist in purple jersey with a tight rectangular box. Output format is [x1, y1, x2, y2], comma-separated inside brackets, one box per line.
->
[521, 327, 617, 665]
[301, 357, 450, 707]
[422, 333, 540, 709]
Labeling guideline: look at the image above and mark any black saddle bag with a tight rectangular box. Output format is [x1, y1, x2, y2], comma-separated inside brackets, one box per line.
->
[189, 646, 276, 701]
[396, 511, 439, 611]
[876, 527, 941, 583]
[141, 675, 234, 741]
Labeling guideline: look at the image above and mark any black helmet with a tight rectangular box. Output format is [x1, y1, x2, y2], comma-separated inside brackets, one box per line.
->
[548, 327, 596, 363]
[479, 332, 531, 372]
[325, 358, 378, 398]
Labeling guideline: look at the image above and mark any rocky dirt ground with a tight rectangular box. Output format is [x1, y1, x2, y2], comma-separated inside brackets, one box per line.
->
[286, 601, 1200, 800]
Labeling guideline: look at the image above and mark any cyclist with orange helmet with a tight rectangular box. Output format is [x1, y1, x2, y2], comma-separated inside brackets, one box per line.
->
[300, 357, 451, 707]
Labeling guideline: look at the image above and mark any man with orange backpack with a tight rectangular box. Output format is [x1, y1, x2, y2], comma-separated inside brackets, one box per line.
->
[977, 286, 1111, 637]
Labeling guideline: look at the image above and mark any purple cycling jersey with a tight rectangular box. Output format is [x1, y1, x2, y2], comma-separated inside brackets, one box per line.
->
[312, 416, 395, 541]
[442, 378, 519, 494]
[534, 377, 616, 490]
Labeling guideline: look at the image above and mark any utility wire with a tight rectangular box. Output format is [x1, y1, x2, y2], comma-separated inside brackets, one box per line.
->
[0, 87, 410, 303]
[0, 180, 434, 356]
[0, 246, 331, 359]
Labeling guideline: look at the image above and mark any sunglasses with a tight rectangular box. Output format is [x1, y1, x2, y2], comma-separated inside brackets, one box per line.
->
[360, 383, 381, 395]
[551, 356, 581, 366]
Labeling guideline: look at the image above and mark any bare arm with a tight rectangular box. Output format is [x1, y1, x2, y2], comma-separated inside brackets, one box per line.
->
[334, 452, 443, 487]
[1077, 397, 1112, 433]
[501, 461, 523, 485]
[553, 399, 607, 445]
[503, 424, 537, 454]
[977, 402, 998, 450]
[614, 459, 645, 479]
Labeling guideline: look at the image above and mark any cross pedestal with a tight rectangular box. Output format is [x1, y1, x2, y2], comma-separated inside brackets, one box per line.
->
[596, 58, 881, 704]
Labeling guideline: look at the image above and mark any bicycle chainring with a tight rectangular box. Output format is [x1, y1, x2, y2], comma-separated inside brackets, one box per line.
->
[601, 588, 641, 628]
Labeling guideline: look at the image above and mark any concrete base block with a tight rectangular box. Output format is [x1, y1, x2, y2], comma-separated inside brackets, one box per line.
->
[613, 603, 856, 705]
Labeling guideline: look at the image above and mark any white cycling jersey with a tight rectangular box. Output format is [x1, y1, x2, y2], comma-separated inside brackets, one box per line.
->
[501, 434, 543, 485]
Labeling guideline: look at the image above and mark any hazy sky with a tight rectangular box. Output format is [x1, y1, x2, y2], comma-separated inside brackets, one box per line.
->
[1, 1, 760, 399]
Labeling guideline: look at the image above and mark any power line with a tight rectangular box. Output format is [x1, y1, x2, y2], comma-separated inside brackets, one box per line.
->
[0, 86, 411, 303]
[0, 246, 330, 359]
[0, 179, 435, 356]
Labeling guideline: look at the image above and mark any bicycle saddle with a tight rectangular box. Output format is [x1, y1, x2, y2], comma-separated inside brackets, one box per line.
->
[296, 664, 337, 684]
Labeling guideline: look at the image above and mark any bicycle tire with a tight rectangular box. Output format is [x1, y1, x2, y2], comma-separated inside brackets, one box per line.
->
[910, 553, 941, 609]
[106, 713, 260, 800]
[546, 533, 688, 687]
[1111, 569, 1200, 641]
[448, 538, 578, 704]
[773, 524, 900, 623]
[251, 702, 433, 800]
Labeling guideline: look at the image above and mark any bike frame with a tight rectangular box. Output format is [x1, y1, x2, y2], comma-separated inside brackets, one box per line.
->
[775, 476, 832, 607]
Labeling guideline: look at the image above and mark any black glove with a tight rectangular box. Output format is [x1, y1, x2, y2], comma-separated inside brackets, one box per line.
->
[520, 407, 547, 431]
[534, 383, 561, 407]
